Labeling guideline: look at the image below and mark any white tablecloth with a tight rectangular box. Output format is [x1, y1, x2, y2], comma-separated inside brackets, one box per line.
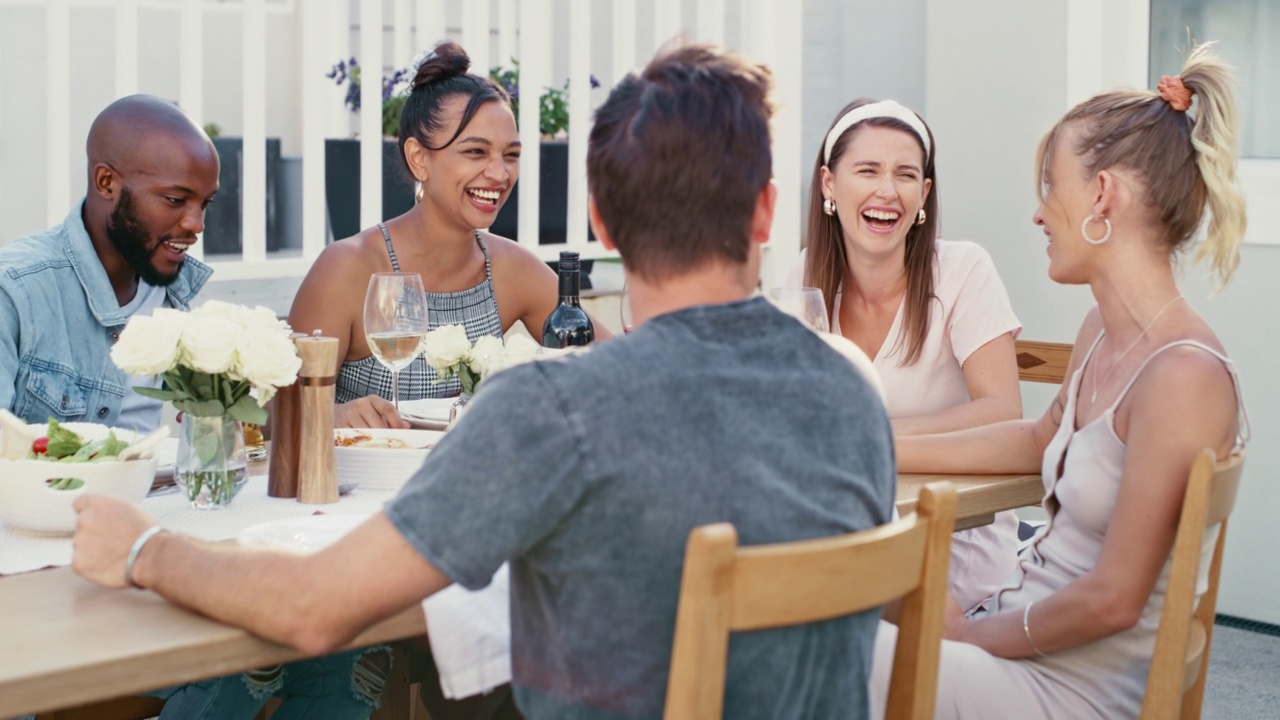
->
[0, 471, 397, 575]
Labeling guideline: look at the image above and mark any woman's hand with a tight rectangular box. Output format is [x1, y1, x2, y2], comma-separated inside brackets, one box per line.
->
[335, 396, 409, 429]
[942, 594, 967, 642]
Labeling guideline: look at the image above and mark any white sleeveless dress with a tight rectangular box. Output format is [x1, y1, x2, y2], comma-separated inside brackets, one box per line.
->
[870, 335, 1248, 719]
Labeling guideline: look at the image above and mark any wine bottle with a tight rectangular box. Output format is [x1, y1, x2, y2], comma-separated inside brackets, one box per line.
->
[541, 251, 594, 348]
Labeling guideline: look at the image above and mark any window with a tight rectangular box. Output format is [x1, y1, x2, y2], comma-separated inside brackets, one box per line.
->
[1149, 0, 1280, 159]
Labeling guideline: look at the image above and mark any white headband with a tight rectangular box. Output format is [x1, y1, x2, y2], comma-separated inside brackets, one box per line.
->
[822, 100, 931, 165]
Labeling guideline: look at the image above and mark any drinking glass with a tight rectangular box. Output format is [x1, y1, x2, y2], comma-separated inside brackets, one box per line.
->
[768, 287, 830, 333]
[619, 281, 634, 334]
[363, 272, 430, 411]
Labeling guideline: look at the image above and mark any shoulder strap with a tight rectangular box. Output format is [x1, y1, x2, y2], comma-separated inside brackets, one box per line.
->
[377, 223, 400, 272]
[475, 231, 491, 279]
[1111, 340, 1250, 445]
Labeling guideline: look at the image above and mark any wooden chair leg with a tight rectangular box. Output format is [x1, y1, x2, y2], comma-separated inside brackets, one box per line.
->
[369, 644, 416, 720]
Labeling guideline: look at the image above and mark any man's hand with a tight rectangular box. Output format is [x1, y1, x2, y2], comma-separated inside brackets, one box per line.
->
[335, 396, 409, 429]
[71, 495, 157, 589]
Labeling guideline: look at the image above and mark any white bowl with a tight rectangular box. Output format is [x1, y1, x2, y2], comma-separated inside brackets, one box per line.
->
[333, 428, 440, 491]
[0, 423, 158, 534]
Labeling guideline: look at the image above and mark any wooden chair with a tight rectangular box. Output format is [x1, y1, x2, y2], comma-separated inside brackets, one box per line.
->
[1015, 339, 1072, 384]
[663, 482, 957, 720]
[1140, 449, 1245, 720]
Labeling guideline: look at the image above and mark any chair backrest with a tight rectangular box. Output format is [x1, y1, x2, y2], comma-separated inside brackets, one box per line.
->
[1015, 340, 1073, 384]
[1140, 449, 1246, 720]
[663, 482, 957, 720]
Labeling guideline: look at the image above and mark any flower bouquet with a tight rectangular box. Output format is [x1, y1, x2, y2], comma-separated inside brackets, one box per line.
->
[111, 301, 302, 507]
[422, 327, 541, 410]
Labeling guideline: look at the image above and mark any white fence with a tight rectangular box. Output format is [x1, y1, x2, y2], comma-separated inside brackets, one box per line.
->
[5, 0, 803, 285]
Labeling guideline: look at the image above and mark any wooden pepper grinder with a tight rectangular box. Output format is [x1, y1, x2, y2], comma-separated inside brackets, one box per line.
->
[296, 331, 340, 504]
[267, 332, 307, 498]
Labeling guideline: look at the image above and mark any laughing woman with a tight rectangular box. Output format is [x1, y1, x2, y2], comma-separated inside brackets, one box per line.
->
[787, 99, 1023, 612]
[291, 41, 606, 430]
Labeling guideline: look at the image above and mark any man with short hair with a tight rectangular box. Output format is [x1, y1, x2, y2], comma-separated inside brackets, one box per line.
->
[72, 45, 896, 719]
[0, 94, 217, 431]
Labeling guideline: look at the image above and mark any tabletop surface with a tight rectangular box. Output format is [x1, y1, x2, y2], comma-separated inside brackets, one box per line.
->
[0, 471, 1045, 718]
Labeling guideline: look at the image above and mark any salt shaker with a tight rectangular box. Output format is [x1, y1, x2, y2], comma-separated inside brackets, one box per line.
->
[267, 333, 307, 498]
[296, 331, 340, 504]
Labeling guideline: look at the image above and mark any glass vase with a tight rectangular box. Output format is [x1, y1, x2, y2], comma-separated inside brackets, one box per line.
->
[448, 393, 472, 429]
[175, 413, 247, 509]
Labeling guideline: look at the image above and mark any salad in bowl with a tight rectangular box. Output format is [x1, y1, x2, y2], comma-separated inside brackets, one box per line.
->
[0, 413, 161, 534]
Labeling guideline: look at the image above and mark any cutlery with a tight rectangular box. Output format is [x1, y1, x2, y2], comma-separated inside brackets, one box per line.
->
[118, 426, 172, 462]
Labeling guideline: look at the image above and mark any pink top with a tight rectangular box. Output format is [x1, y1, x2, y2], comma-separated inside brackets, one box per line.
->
[786, 239, 1022, 419]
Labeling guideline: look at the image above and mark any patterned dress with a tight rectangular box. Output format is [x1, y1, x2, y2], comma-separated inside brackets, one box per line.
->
[335, 224, 504, 403]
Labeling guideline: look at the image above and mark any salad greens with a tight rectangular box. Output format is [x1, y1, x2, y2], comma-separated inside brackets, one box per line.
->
[31, 418, 131, 463]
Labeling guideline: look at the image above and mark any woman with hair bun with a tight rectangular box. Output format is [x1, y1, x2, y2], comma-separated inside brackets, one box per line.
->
[872, 42, 1250, 719]
[291, 40, 605, 429]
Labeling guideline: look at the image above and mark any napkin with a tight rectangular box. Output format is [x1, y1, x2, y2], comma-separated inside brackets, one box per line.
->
[399, 398, 457, 429]
[422, 563, 512, 699]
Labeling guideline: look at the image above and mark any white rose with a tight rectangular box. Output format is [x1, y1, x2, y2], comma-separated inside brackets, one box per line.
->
[245, 305, 291, 334]
[237, 331, 302, 398]
[423, 325, 472, 370]
[111, 308, 187, 375]
[485, 334, 542, 377]
[180, 313, 242, 375]
[468, 335, 507, 375]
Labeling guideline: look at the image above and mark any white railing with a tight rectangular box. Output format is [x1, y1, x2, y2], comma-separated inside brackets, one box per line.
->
[10, 0, 803, 286]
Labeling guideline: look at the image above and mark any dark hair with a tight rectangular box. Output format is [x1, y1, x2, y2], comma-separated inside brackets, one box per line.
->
[804, 99, 939, 366]
[586, 43, 773, 282]
[1035, 42, 1245, 288]
[397, 40, 510, 175]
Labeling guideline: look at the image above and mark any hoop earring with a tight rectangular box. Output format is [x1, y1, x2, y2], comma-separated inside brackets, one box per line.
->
[915, 208, 927, 226]
[1081, 214, 1111, 245]
[822, 198, 836, 217]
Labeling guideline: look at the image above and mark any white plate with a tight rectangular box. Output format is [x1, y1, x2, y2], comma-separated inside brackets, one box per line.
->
[237, 514, 370, 553]
[333, 428, 442, 490]
[398, 397, 458, 430]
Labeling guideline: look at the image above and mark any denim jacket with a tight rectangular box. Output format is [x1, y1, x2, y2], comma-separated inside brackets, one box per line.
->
[0, 203, 211, 425]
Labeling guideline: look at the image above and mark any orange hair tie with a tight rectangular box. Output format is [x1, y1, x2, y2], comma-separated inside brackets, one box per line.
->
[1157, 75, 1193, 112]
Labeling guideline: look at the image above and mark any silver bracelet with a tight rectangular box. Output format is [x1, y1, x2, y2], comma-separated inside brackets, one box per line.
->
[125, 525, 165, 589]
[1023, 601, 1048, 657]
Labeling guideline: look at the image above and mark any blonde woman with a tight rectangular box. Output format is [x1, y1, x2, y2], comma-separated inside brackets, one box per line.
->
[872, 43, 1249, 719]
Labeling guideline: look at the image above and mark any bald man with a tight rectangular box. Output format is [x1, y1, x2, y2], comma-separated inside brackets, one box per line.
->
[0, 94, 217, 431]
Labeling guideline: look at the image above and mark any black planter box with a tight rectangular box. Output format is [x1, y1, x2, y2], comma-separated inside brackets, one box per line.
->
[324, 138, 416, 242]
[204, 137, 282, 255]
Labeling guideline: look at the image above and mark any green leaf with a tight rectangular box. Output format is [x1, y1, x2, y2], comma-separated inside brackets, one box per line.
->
[459, 370, 475, 395]
[44, 419, 84, 459]
[133, 387, 182, 401]
[175, 399, 228, 417]
[226, 395, 268, 425]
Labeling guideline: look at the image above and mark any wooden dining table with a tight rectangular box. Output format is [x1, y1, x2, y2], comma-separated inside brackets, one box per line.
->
[0, 471, 1043, 719]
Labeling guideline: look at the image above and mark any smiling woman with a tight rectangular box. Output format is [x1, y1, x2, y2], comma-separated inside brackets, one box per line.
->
[785, 98, 1024, 614]
[288, 40, 603, 437]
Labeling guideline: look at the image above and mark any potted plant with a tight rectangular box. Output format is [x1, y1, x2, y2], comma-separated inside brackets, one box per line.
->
[200, 122, 284, 255]
[323, 57, 416, 241]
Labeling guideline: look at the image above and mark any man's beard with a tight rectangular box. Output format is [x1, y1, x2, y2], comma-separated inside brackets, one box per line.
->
[105, 187, 185, 287]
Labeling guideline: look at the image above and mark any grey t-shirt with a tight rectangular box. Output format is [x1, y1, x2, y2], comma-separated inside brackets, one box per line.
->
[386, 296, 895, 720]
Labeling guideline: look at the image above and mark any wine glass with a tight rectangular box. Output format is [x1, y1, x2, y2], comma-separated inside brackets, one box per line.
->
[619, 281, 634, 334]
[768, 287, 830, 333]
[363, 272, 429, 411]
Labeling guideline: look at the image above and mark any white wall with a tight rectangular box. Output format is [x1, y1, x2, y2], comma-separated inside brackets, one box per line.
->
[925, 0, 1280, 624]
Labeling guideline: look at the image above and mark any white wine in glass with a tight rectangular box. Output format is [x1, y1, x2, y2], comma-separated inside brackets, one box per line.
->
[768, 287, 830, 333]
[363, 272, 429, 411]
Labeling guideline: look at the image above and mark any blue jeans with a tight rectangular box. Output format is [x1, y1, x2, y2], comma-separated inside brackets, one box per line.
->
[148, 647, 391, 720]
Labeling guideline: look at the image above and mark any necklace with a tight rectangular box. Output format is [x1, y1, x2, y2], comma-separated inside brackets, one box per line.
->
[1091, 294, 1184, 403]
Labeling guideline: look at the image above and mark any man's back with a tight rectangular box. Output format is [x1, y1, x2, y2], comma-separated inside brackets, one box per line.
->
[387, 296, 895, 719]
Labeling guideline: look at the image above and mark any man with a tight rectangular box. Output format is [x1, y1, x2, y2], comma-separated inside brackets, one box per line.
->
[73, 45, 896, 719]
[6, 96, 378, 720]
[0, 94, 216, 431]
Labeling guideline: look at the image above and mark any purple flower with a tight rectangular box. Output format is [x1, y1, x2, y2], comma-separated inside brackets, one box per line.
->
[590, 75, 600, 89]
